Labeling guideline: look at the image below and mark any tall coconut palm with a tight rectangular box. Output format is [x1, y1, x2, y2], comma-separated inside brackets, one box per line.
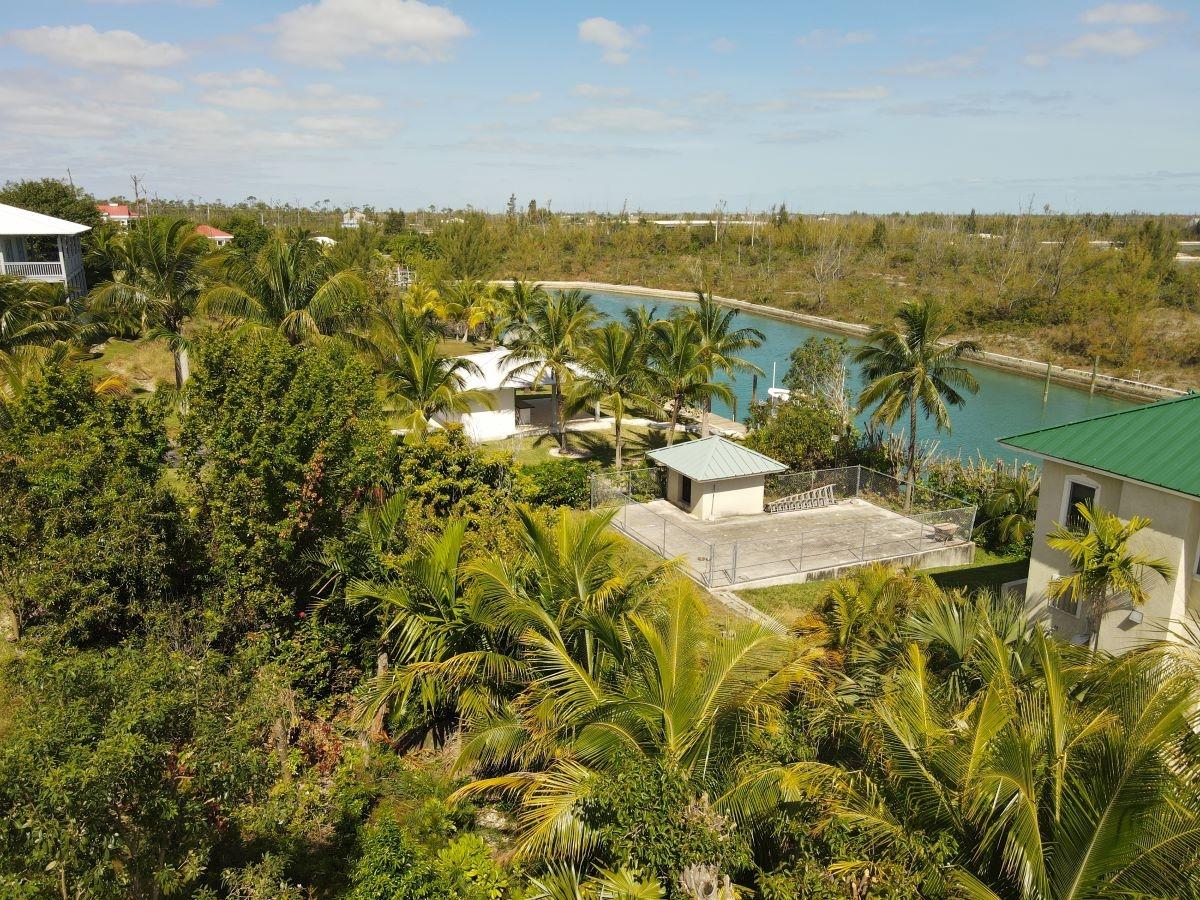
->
[443, 278, 494, 342]
[199, 228, 367, 345]
[1047, 502, 1172, 650]
[507, 289, 599, 454]
[568, 323, 656, 469]
[373, 334, 494, 437]
[646, 317, 733, 445]
[494, 279, 549, 340]
[89, 217, 210, 389]
[854, 298, 980, 485]
[685, 292, 763, 435]
[621, 304, 660, 358]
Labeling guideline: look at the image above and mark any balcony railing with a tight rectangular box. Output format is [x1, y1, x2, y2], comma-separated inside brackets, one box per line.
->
[1, 261, 67, 281]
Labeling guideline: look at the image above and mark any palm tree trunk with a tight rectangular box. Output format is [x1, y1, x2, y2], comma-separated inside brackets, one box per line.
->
[614, 415, 623, 469]
[667, 392, 682, 446]
[172, 346, 189, 390]
[701, 396, 711, 438]
[553, 380, 568, 453]
[905, 392, 918, 510]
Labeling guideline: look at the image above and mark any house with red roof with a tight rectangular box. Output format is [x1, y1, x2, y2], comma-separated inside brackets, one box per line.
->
[196, 224, 233, 247]
[96, 202, 140, 226]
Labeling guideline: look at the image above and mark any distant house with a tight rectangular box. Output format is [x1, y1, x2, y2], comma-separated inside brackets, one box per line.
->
[1000, 395, 1200, 653]
[0, 202, 90, 297]
[96, 202, 139, 226]
[342, 210, 367, 229]
[195, 224, 233, 247]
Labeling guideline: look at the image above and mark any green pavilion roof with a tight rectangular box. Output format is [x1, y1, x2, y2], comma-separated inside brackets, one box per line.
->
[646, 436, 787, 482]
[999, 392, 1200, 498]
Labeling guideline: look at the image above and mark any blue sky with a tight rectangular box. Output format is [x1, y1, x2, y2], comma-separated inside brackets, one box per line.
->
[1, 1, 1197, 212]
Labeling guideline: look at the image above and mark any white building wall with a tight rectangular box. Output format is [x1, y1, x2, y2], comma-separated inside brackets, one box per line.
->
[1025, 459, 1200, 652]
[664, 470, 765, 521]
[441, 387, 516, 442]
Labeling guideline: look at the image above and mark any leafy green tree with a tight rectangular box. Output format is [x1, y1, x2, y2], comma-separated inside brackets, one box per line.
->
[0, 645, 282, 899]
[180, 331, 388, 640]
[0, 177, 101, 230]
[646, 316, 733, 445]
[443, 278, 496, 342]
[523, 459, 597, 508]
[781, 336, 852, 424]
[1047, 503, 1173, 649]
[89, 216, 211, 388]
[215, 212, 272, 254]
[508, 288, 600, 453]
[569, 322, 655, 468]
[0, 366, 182, 645]
[855, 298, 980, 485]
[744, 399, 844, 472]
[439, 213, 497, 280]
[200, 229, 368, 345]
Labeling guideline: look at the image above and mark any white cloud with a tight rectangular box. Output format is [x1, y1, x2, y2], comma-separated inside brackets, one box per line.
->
[883, 47, 986, 77]
[272, 0, 470, 68]
[505, 91, 542, 105]
[294, 114, 396, 140]
[795, 86, 889, 101]
[194, 68, 281, 87]
[759, 128, 841, 145]
[710, 37, 737, 53]
[795, 29, 875, 49]
[578, 17, 648, 64]
[1026, 26, 1158, 64]
[202, 82, 383, 111]
[4, 24, 187, 69]
[572, 83, 632, 98]
[547, 106, 695, 134]
[1082, 3, 1182, 24]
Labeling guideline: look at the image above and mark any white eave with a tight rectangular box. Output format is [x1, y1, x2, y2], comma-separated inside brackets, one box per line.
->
[0, 203, 91, 237]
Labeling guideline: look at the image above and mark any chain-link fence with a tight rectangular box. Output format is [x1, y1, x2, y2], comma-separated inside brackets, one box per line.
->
[591, 465, 976, 588]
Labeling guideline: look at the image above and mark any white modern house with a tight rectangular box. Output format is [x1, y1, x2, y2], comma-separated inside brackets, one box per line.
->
[1000, 394, 1200, 653]
[647, 436, 787, 521]
[0, 203, 90, 298]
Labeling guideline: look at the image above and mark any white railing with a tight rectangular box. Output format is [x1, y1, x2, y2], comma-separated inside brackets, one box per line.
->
[1, 261, 67, 280]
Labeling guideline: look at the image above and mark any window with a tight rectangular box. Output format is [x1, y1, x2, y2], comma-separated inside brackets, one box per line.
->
[1061, 477, 1098, 530]
[1049, 581, 1082, 617]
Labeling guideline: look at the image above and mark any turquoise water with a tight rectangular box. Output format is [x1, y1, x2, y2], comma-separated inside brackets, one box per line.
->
[586, 290, 1135, 463]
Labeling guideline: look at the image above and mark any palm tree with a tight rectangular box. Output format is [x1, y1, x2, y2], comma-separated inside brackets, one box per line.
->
[646, 317, 733, 445]
[1047, 502, 1172, 650]
[621, 304, 660, 358]
[507, 289, 599, 454]
[453, 580, 819, 861]
[443, 278, 494, 343]
[980, 470, 1040, 547]
[685, 292, 763, 436]
[89, 217, 210, 389]
[373, 334, 494, 437]
[854, 298, 980, 485]
[568, 323, 656, 469]
[494, 279, 549, 341]
[199, 228, 368, 345]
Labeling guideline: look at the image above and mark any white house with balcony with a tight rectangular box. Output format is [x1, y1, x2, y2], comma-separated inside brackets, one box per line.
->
[0, 203, 89, 298]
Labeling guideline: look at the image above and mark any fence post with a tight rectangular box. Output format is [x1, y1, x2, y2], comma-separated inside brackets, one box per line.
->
[708, 543, 715, 586]
[855, 465, 862, 497]
[731, 542, 738, 584]
[662, 518, 667, 554]
[861, 523, 867, 561]
[622, 500, 628, 530]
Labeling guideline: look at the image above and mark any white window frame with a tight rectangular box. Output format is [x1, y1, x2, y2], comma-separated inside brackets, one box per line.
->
[1060, 475, 1100, 527]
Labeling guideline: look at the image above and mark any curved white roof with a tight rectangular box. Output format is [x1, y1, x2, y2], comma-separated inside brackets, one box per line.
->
[0, 203, 90, 237]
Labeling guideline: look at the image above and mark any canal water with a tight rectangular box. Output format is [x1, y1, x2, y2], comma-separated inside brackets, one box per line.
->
[586, 289, 1135, 463]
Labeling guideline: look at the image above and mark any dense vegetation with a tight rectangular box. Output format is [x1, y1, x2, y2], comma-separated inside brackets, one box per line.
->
[2, 178, 1197, 897]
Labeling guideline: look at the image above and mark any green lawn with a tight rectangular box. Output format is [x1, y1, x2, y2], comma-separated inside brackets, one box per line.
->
[84, 337, 176, 391]
[736, 549, 1031, 622]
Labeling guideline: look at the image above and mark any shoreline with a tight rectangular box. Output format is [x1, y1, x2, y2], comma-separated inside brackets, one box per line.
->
[532, 279, 1186, 404]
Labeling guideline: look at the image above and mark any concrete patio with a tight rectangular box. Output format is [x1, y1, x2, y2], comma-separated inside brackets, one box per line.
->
[613, 496, 975, 588]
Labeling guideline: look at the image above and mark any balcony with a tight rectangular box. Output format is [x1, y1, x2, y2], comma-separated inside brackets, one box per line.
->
[0, 260, 68, 282]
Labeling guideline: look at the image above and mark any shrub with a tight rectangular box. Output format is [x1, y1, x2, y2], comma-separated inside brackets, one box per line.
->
[523, 459, 597, 508]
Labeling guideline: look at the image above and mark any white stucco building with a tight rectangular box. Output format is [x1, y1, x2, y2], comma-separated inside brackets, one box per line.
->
[0, 202, 90, 298]
[434, 348, 530, 442]
[1001, 394, 1200, 653]
[647, 436, 787, 521]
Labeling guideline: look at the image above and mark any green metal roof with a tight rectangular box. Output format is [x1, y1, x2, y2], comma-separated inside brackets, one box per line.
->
[999, 393, 1200, 498]
[646, 436, 787, 482]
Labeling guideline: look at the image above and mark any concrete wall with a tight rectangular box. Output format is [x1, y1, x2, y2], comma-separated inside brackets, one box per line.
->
[665, 470, 765, 521]
[1025, 459, 1200, 652]
[441, 387, 516, 442]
